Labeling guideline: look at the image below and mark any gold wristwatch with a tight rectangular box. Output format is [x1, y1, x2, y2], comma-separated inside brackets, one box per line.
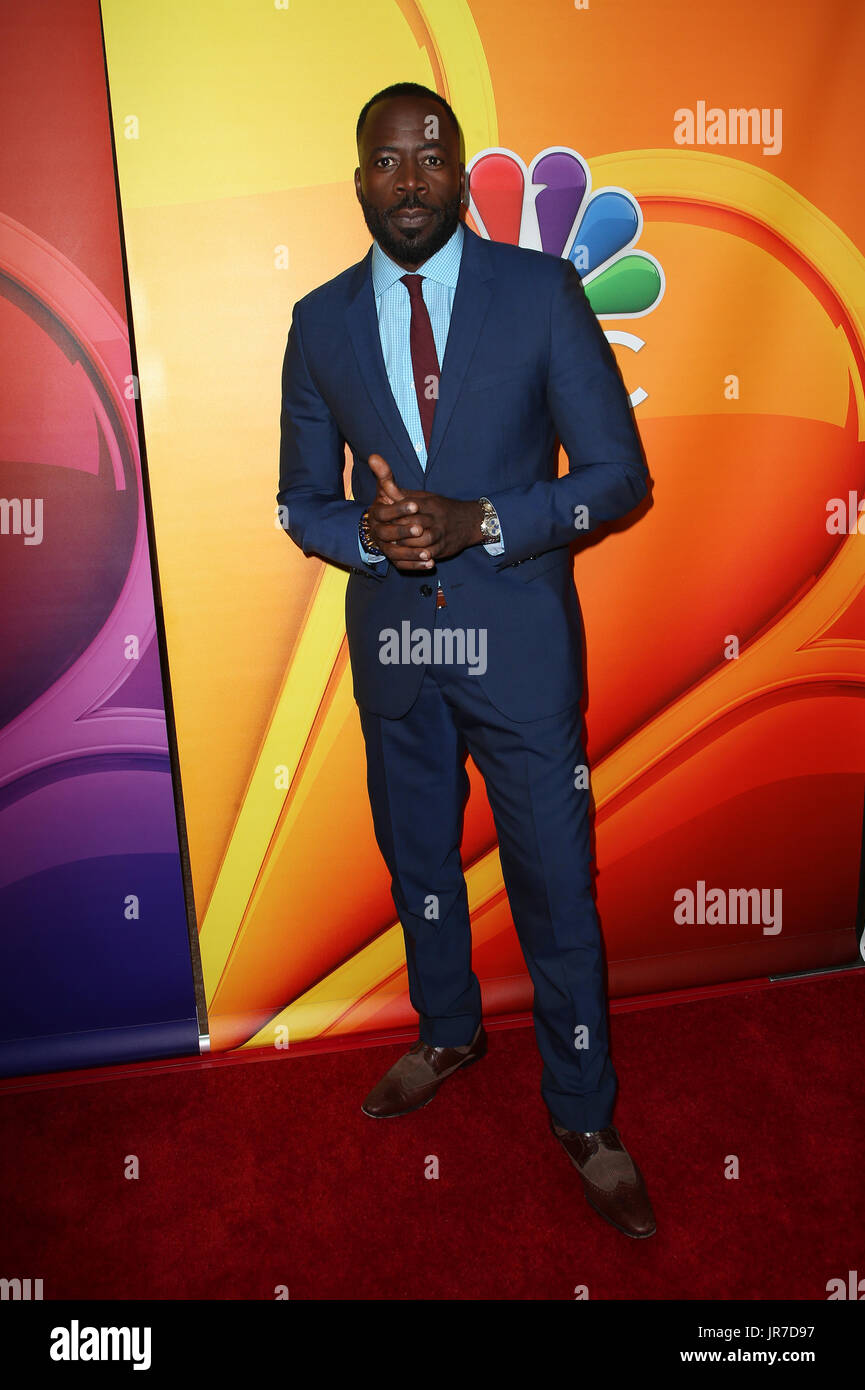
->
[478, 496, 501, 543]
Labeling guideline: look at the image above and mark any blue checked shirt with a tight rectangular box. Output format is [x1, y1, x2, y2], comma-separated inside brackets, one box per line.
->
[358, 220, 504, 563]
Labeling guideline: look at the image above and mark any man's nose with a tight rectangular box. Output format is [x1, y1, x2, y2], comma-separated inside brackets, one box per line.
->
[396, 161, 428, 196]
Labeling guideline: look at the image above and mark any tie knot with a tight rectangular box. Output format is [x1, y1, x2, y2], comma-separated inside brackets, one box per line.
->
[400, 273, 425, 299]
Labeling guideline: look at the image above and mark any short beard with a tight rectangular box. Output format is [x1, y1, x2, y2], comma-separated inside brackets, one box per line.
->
[358, 189, 463, 267]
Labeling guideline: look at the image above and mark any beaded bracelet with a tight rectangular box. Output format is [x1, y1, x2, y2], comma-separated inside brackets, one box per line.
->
[358, 508, 384, 557]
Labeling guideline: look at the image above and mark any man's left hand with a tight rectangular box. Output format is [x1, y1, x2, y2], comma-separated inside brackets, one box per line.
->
[396, 490, 483, 560]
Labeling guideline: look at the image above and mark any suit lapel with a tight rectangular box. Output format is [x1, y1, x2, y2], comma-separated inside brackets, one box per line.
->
[344, 225, 495, 491]
[424, 225, 494, 483]
[345, 251, 427, 488]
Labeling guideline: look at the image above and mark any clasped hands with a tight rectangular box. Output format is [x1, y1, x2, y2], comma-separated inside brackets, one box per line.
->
[364, 453, 483, 571]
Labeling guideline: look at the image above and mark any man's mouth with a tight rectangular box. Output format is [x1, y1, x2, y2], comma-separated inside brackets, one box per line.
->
[389, 206, 434, 228]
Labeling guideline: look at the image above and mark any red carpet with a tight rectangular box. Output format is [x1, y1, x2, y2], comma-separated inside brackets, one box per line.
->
[0, 970, 862, 1300]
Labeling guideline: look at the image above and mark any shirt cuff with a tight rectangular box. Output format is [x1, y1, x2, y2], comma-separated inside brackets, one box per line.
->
[482, 506, 504, 555]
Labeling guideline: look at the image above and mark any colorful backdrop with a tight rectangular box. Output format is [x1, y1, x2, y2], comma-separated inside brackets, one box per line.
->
[0, 0, 202, 1077]
[11, 0, 861, 1069]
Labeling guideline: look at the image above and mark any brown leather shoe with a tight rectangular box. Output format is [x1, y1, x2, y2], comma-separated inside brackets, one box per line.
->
[550, 1117, 656, 1238]
[361, 1024, 487, 1118]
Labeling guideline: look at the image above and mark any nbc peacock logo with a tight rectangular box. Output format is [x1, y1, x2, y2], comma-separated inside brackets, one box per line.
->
[467, 146, 664, 321]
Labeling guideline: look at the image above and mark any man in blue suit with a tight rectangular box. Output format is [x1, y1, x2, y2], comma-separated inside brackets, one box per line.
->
[278, 83, 655, 1238]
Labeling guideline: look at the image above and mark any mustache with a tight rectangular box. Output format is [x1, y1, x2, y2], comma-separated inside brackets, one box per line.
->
[387, 198, 435, 214]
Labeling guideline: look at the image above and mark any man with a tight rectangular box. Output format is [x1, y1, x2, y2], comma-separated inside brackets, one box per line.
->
[278, 82, 655, 1238]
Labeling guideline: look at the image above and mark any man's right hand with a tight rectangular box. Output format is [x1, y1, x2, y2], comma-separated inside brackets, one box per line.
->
[365, 453, 435, 571]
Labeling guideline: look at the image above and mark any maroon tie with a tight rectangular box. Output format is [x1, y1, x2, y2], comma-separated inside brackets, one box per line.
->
[400, 273, 440, 450]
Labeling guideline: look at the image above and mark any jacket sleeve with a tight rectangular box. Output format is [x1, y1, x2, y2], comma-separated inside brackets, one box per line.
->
[277, 302, 387, 577]
[485, 257, 649, 568]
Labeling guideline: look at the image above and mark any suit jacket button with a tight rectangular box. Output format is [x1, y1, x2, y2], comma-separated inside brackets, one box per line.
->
[419, 583, 433, 598]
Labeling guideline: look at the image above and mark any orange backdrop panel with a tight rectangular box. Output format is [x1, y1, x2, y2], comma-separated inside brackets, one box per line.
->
[100, 0, 865, 1053]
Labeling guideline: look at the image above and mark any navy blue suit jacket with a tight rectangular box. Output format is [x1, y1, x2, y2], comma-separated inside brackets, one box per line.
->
[277, 222, 648, 721]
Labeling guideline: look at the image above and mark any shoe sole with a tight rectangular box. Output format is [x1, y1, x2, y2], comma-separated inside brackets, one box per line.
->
[360, 1044, 486, 1119]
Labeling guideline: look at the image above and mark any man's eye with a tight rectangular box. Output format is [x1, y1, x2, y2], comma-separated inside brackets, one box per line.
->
[376, 157, 395, 167]
[425, 156, 443, 166]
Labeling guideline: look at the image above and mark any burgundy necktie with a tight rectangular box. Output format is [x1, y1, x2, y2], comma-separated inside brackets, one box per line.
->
[400, 273, 440, 450]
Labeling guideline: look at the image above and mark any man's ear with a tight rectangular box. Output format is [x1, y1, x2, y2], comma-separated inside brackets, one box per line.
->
[460, 164, 468, 207]
[354, 168, 362, 202]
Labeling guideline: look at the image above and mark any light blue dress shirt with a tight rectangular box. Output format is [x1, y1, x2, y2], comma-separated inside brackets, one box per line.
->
[358, 220, 503, 564]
